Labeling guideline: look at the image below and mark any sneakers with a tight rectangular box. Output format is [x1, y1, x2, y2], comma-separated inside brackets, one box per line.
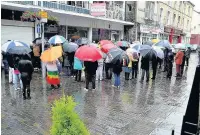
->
[84, 88, 88, 91]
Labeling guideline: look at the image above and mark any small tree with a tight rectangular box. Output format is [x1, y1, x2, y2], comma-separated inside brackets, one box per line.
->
[50, 95, 90, 135]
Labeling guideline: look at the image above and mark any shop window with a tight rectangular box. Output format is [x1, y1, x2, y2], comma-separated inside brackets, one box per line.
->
[67, 1, 75, 6]
[76, 1, 83, 7]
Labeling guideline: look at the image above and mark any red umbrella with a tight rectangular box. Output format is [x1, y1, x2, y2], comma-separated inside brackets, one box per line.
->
[75, 45, 102, 62]
[101, 43, 117, 53]
[99, 40, 113, 46]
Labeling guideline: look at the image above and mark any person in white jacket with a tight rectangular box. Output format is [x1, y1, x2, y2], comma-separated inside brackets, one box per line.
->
[96, 51, 106, 81]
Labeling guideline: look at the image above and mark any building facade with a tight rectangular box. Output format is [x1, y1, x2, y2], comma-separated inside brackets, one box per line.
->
[157, 1, 194, 44]
[1, 1, 134, 44]
[190, 10, 200, 45]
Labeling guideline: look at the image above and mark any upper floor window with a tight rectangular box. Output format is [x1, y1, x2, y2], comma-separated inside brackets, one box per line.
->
[167, 11, 170, 24]
[184, 3, 186, 13]
[127, 4, 132, 11]
[179, 1, 182, 10]
[182, 18, 184, 26]
[174, 1, 176, 8]
[188, 6, 190, 15]
[160, 8, 163, 19]
[178, 16, 180, 25]
[173, 13, 176, 23]
[187, 20, 189, 29]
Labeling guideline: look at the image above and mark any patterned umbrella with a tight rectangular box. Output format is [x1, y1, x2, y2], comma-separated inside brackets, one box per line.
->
[2, 40, 30, 53]
[48, 35, 67, 44]
[116, 41, 130, 47]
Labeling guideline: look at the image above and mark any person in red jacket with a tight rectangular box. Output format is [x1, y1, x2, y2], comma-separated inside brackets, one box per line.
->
[175, 49, 184, 77]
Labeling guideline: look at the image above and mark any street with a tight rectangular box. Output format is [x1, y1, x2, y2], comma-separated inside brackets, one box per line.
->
[1, 53, 199, 135]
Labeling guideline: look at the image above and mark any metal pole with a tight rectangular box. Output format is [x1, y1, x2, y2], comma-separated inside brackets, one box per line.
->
[41, 1, 46, 78]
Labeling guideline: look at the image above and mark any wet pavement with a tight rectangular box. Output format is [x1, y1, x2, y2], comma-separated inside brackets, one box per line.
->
[1, 53, 199, 135]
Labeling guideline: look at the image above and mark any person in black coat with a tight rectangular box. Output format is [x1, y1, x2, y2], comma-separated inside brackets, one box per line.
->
[112, 60, 122, 88]
[84, 61, 98, 90]
[18, 54, 34, 100]
[180, 50, 186, 76]
[151, 55, 158, 80]
[166, 50, 174, 78]
[140, 56, 150, 82]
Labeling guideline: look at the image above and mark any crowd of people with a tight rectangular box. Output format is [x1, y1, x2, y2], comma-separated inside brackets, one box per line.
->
[2, 38, 200, 100]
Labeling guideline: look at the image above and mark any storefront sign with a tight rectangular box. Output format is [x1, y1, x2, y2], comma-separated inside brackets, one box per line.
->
[140, 24, 163, 34]
[39, 11, 48, 23]
[90, 3, 106, 16]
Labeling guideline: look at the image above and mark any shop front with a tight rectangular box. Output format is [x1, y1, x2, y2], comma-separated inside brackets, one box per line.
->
[139, 24, 163, 44]
[92, 28, 110, 42]
[164, 26, 183, 44]
[67, 26, 88, 40]
[44, 24, 66, 40]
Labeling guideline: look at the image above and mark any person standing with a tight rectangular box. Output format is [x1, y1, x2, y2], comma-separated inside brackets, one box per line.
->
[185, 47, 191, 66]
[105, 55, 113, 79]
[74, 57, 83, 82]
[175, 49, 184, 77]
[112, 59, 122, 88]
[13, 56, 23, 90]
[131, 58, 139, 79]
[124, 59, 132, 80]
[96, 56, 104, 81]
[140, 56, 150, 82]
[166, 49, 174, 78]
[163, 48, 169, 72]
[180, 50, 186, 76]
[32, 44, 41, 70]
[197, 45, 200, 65]
[151, 55, 158, 80]
[45, 60, 60, 89]
[84, 61, 98, 90]
[18, 54, 34, 100]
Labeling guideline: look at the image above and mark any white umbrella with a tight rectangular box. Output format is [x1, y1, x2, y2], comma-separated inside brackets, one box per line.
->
[153, 46, 164, 59]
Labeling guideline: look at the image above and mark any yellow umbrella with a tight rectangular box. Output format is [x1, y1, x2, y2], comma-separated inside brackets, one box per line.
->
[40, 46, 62, 62]
[152, 39, 160, 44]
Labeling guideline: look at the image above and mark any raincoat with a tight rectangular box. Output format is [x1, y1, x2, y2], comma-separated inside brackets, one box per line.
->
[175, 50, 184, 65]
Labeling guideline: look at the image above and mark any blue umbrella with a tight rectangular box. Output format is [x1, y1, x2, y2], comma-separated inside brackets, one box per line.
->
[76, 37, 88, 45]
[139, 45, 157, 59]
[63, 42, 78, 53]
[2, 40, 30, 53]
[48, 35, 67, 44]
[154, 40, 171, 49]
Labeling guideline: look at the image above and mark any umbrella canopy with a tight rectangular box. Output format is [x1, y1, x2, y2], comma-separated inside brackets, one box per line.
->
[153, 46, 164, 59]
[154, 40, 171, 49]
[116, 41, 130, 47]
[63, 42, 78, 53]
[2, 40, 30, 53]
[130, 43, 142, 51]
[152, 39, 160, 44]
[40, 46, 62, 62]
[89, 43, 98, 48]
[48, 35, 67, 44]
[139, 45, 157, 59]
[76, 37, 88, 45]
[126, 48, 139, 60]
[101, 43, 117, 53]
[144, 41, 154, 46]
[132, 41, 140, 44]
[7, 46, 32, 55]
[71, 35, 80, 40]
[107, 48, 129, 65]
[174, 43, 186, 50]
[99, 40, 113, 46]
[75, 45, 102, 62]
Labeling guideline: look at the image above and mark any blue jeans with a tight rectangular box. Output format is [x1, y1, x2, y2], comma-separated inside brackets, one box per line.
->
[114, 73, 120, 87]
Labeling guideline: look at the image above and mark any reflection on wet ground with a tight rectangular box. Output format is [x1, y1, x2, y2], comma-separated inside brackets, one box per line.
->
[1, 53, 199, 135]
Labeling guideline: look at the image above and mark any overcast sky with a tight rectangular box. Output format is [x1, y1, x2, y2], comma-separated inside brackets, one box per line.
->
[190, 0, 200, 12]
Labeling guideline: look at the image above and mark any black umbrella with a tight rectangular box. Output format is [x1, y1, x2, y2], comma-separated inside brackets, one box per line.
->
[107, 48, 129, 65]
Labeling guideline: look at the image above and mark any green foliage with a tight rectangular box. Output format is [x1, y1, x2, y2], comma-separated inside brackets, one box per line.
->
[50, 96, 90, 135]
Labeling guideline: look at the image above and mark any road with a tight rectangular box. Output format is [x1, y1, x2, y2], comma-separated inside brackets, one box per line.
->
[1, 53, 199, 135]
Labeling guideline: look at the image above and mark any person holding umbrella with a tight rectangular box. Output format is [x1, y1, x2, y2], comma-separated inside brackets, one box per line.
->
[40, 46, 62, 89]
[166, 49, 174, 78]
[175, 49, 184, 77]
[18, 54, 34, 100]
[112, 59, 122, 88]
[75, 45, 102, 90]
[140, 56, 150, 82]
[185, 47, 191, 66]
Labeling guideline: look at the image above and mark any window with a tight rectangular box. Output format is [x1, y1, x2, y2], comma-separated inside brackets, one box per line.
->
[184, 3, 186, 13]
[188, 6, 190, 15]
[178, 16, 180, 26]
[187, 20, 189, 29]
[167, 11, 170, 25]
[173, 14, 176, 24]
[174, 1, 176, 8]
[160, 8, 163, 22]
[182, 18, 184, 27]
[127, 4, 132, 11]
[179, 1, 182, 10]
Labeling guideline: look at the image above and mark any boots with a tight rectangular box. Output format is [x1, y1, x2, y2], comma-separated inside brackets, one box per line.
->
[27, 88, 31, 100]
[23, 89, 26, 100]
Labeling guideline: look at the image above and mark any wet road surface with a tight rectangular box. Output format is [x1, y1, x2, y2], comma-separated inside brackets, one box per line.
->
[1, 53, 199, 135]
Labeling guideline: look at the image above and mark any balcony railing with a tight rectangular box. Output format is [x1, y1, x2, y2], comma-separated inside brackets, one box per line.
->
[6, 1, 90, 15]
